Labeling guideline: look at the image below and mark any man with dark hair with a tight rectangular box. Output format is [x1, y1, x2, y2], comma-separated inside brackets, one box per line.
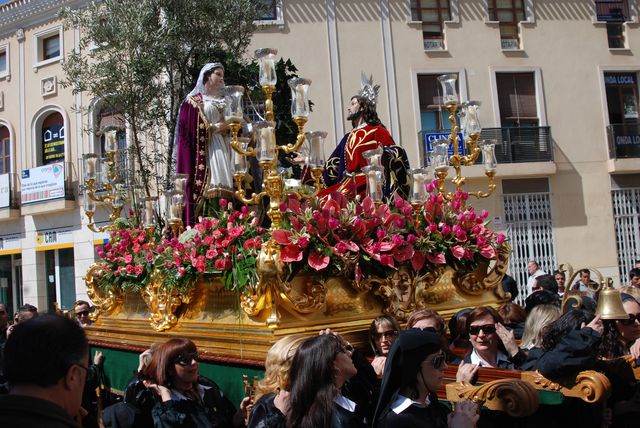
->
[74, 300, 93, 328]
[320, 75, 409, 201]
[553, 270, 566, 296]
[0, 315, 89, 427]
[574, 268, 597, 299]
[6, 303, 38, 338]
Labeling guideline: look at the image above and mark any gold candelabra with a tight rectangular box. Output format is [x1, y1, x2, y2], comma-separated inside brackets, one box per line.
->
[227, 48, 327, 326]
[431, 74, 498, 202]
[82, 131, 126, 233]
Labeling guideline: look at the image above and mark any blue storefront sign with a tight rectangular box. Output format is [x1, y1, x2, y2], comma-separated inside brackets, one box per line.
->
[423, 131, 466, 157]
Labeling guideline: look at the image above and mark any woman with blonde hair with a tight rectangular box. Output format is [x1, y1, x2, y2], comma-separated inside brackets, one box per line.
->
[248, 334, 307, 428]
[520, 304, 561, 350]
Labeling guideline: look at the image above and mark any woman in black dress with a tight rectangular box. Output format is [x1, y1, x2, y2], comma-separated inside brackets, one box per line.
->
[373, 329, 478, 428]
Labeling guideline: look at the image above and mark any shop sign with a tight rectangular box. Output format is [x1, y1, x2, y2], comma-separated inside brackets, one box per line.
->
[21, 162, 65, 204]
[424, 131, 465, 157]
[42, 124, 65, 164]
[35, 228, 73, 248]
[0, 173, 9, 209]
[0, 234, 21, 252]
[605, 74, 637, 85]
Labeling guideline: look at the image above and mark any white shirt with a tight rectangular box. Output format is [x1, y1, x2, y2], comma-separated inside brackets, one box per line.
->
[526, 269, 545, 296]
[470, 349, 511, 368]
[390, 394, 430, 415]
[334, 394, 357, 413]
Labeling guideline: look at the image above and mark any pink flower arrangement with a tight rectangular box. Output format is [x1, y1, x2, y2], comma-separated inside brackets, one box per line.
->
[273, 182, 507, 280]
[94, 185, 507, 294]
[155, 200, 266, 292]
[94, 218, 155, 292]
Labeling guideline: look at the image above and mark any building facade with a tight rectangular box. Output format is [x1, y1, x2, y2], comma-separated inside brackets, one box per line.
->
[0, 0, 639, 313]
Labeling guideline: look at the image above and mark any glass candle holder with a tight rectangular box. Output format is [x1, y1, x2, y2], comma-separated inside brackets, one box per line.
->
[410, 168, 430, 204]
[362, 165, 385, 203]
[362, 146, 384, 167]
[112, 182, 125, 208]
[142, 196, 157, 227]
[305, 131, 327, 168]
[83, 153, 98, 181]
[168, 190, 184, 222]
[83, 194, 96, 213]
[173, 174, 188, 194]
[97, 158, 108, 187]
[461, 101, 481, 141]
[105, 130, 118, 153]
[223, 85, 245, 124]
[480, 139, 498, 173]
[234, 138, 249, 174]
[433, 139, 450, 172]
[254, 121, 276, 162]
[437, 74, 459, 106]
[255, 48, 278, 87]
[288, 78, 311, 119]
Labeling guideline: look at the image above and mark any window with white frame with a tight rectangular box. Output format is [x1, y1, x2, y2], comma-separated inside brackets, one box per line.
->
[0, 44, 8, 77]
[487, 0, 526, 49]
[33, 27, 63, 68]
[256, 0, 283, 25]
[496, 72, 538, 127]
[410, 0, 452, 50]
[595, 1, 630, 48]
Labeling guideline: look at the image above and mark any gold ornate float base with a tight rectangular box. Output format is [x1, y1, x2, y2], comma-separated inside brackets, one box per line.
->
[85, 260, 508, 361]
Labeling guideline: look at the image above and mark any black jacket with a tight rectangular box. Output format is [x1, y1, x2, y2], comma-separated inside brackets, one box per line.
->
[247, 392, 284, 428]
[520, 327, 601, 378]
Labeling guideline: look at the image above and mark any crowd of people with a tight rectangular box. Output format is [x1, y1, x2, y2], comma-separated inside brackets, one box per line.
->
[1, 260, 640, 428]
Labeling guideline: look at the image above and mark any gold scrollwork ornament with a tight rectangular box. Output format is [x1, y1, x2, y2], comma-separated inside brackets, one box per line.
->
[451, 244, 511, 297]
[84, 263, 123, 321]
[446, 379, 539, 417]
[142, 275, 195, 332]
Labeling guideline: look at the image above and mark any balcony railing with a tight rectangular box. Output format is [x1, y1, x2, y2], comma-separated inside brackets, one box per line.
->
[420, 126, 553, 165]
[479, 127, 553, 164]
[607, 123, 640, 159]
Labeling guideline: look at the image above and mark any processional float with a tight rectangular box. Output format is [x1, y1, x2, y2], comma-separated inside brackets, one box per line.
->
[81, 49, 510, 361]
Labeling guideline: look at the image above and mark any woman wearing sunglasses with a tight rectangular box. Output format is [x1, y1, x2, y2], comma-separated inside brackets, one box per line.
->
[369, 315, 401, 378]
[141, 338, 248, 428]
[463, 306, 526, 370]
[373, 329, 479, 428]
[286, 334, 365, 428]
[601, 293, 640, 358]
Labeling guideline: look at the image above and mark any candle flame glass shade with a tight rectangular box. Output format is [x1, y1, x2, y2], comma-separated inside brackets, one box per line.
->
[460, 101, 481, 141]
[362, 146, 384, 168]
[305, 131, 327, 168]
[112, 183, 125, 208]
[83, 153, 98, 181]
[480, 140, 498, 172]
[173, 174, 189, 194]
[167, 190, 184, 222]
[83, 194, 96, 213]
[362, 165, 385, 203]
[410, 168, 430, 204]
[223, 86, 245, 124]
[433, 139, 450, 172]
[255, 48, 278, 87]
[254, 121, 276, 162]
[234, 138, 250, 174]
[288, 78, 312, 119]
[437, 74, 459, 107]
[105, 130, 118, 153]
[142, 196, 157, 227]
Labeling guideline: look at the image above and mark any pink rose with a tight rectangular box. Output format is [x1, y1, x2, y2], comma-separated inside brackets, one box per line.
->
[451, 245, 465, 260]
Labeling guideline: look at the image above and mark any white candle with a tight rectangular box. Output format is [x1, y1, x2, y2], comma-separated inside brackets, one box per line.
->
[259, 127, 274, 160]
[144, 200, 154, 225]
[260, 58, 276, 86]
[310, 135, 322, 166]
[175, 178, 184, 193]
[86, 157, 96, 176]
[170, 204, 181, 221]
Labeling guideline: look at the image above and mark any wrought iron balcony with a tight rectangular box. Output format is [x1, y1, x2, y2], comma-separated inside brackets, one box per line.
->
[607, 123, 640, 159]
[419, 126, 553, 165]
[479, 127, 553, 164]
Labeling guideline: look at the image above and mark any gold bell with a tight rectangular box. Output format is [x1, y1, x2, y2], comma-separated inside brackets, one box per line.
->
[596, 278, 628, 320]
